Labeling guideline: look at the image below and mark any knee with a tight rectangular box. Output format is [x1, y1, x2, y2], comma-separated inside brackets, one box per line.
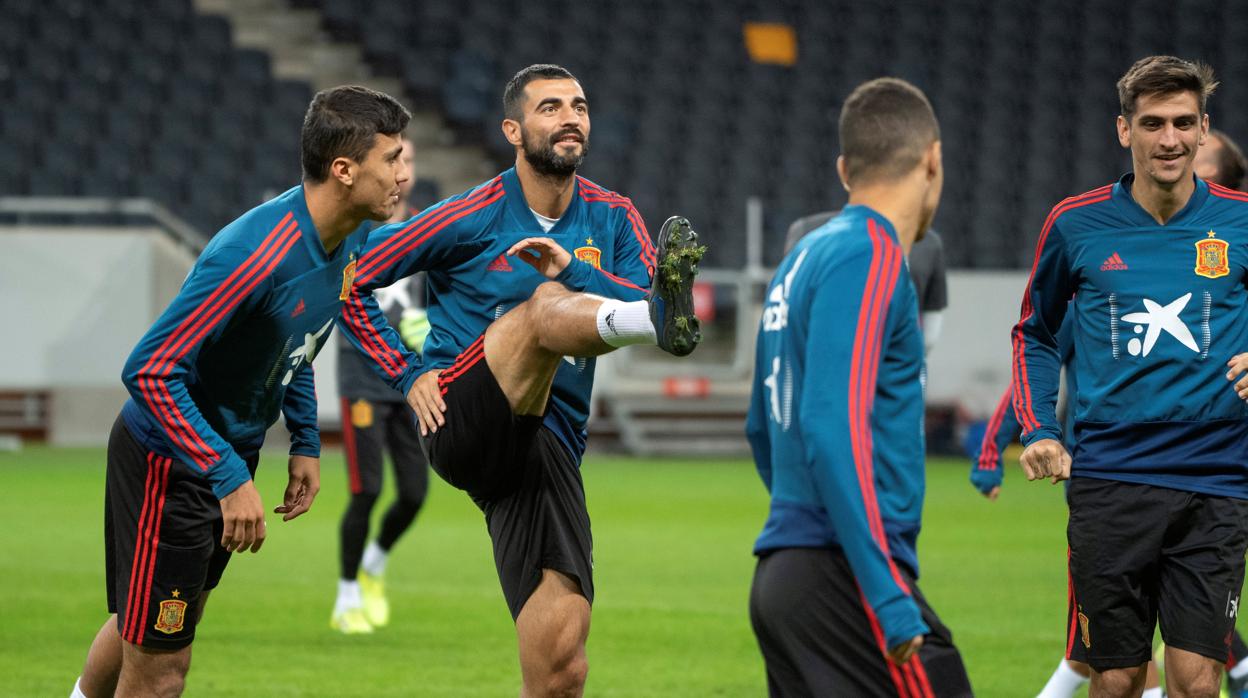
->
[540, 654, 588, 697]
[1174, 672, 1221, 698]
[1093, 666, 1145, 696]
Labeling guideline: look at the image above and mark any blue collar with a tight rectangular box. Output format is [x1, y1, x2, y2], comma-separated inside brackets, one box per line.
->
[1112, 172, 1208, 228]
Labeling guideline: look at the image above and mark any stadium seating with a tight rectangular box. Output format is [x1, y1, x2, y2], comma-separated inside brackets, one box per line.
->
[3, 0, 1246, 263]
[287, 0, 1246, 268]
[0, 0, 313, 234]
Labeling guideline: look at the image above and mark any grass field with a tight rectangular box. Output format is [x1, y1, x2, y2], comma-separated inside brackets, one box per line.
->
[0, 445, 1220, 696]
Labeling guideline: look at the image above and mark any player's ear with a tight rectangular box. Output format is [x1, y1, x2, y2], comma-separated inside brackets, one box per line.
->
[501, 118, 523, 147]
[329, 156, 354, 186]
[927, 140, 942, 182]
[1117, 114, 1131, 149]
[1199, 114, 1210, 146]
[835, 155, 851, 193]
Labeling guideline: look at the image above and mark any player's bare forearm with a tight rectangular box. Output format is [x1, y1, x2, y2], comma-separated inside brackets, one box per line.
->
[407, 369, 445, 436]
[274, 454, 320, 521]
[1019, 438, 1071, 484]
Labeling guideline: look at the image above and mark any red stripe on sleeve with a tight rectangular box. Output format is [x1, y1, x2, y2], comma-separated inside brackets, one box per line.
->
[141, 214, 295, 380]
[340, 292, 405, 378]
[579, 187, 657, 270]
[357, 181, 504, 284]
[846, 219, 911, 593]
[135, 223, 302, 469]
[978, 386, 1013, 470]
[1012, 186, 1112, 434]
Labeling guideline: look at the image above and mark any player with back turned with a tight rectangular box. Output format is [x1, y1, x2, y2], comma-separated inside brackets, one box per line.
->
[746, 77, 972, 697]
[1013, 55, 1248, 698]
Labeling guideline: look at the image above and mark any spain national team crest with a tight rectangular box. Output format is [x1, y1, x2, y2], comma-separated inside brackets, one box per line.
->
[1077, 609, 1091, 649]
[351, 399, 374, 428]
[574, 237, 602, 270]
[154, 593, 188, 635]
[339, 256, 358, 301]
[1195, 231, 1230, 279]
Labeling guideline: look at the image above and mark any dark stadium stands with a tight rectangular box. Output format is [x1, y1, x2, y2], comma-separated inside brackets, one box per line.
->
[288, 0, 1246, 268]
[0, 0, 313, 234]
[3, 0, 1245, 265]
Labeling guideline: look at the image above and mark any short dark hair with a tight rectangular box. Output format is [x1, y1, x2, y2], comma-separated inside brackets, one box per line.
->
[1209, 129, 1247, 190]
[503, 64, 579, 121]
[838, 77, 940, 186]
[1117, 55, 1217, 120]
[301, 85, 411, 183]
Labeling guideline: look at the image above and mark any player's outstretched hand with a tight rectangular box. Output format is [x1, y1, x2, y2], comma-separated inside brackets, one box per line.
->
[274, 454, 320, 522]
[219, 480, 266, 553]
[408, 369, 445, 436]
[507, 237, 572, 279]
[1226, 353, 1248, 401]
[888, 635, 924, 665]
[1019, 438, 1071, 484]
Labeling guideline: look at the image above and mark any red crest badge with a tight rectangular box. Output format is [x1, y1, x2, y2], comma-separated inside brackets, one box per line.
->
[1077, 610, 1091, 649]
[154, 598, 188, 635]
[1195, 231, 1230, 279]
[339, 257, 358, 300]
[574, 238, 602, 270]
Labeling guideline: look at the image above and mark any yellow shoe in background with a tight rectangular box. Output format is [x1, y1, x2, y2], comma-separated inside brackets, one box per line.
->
[330, 606, 374, 635]
[359, 571, 390, 628]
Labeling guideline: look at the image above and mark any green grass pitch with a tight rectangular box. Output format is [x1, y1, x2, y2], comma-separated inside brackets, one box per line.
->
[2, 446, 1236, 696]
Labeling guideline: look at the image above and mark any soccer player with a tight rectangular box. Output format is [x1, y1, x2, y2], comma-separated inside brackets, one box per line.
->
[338, 64, 705, 697]
[788, 217, 948, 355]
[67, 86, 469, 698]
[1013, 55, 1248, 698]
[745, 77, 972, 697]
[332, 136, 432, 634]
[1194, 128, 1247, 191]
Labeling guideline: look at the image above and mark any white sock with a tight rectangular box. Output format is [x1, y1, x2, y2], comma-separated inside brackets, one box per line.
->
[1140, 688, 1163, 698]
[1232, 655, 1248, 680]
[335, 579, 362, 614]
[1036, 658, 1088, 698]
[70, 677, 87, 698]
[596, 300, 655, 348]
[361, 541, 388, 577]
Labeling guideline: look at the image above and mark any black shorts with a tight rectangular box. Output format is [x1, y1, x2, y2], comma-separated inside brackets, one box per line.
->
[423, 342, 593, 619]
[1066, 476, 1248, 670]
[104, 414, 257, 649]
[750, 547, 972, 698]
[339, 396, 428, 501]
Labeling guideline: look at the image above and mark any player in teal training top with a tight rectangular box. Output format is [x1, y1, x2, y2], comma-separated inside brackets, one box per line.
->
[69, 86, 482, 698]
[746, 77, 972, 697]
[1013, 56, 1248, 697]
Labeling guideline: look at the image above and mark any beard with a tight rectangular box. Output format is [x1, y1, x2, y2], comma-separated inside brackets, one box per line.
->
[522, 126, 588, 177]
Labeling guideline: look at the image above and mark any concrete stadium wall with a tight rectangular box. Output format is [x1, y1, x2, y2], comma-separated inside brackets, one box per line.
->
[925, 270, 1030, 416]
[0, 225, 193, 444]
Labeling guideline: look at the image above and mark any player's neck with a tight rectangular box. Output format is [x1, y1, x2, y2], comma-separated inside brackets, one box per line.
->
[1130, 170, 1195, 225]
[847, 185, 924, 255]
[303, 182, 363, 254]
[515, 159, 575, 219]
